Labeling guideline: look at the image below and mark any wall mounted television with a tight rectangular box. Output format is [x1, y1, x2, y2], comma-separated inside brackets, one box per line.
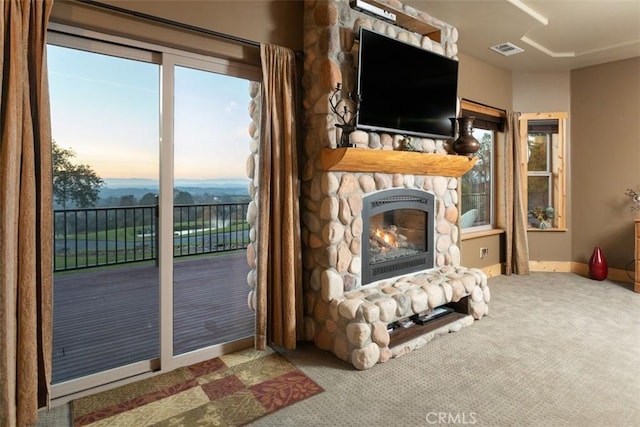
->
[355, 27, 459, 140]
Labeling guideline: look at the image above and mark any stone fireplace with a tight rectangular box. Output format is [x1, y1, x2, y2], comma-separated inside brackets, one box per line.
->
[293, 0, 489, 370]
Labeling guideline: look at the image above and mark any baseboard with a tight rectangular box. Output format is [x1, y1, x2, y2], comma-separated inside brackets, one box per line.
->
[528, 260, 573, 273]
[480, 264, 502, 278]
[528, 261, 633, 284]
[461, 262, 632, 283]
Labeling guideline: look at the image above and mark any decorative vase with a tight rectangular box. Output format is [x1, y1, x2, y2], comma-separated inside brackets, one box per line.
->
[588, 246, 608, 281]
[545, 206, 555, 220]
[452, 116, 480, 157]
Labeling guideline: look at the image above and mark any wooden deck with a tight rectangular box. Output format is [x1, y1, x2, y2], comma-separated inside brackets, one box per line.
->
[52, 251, 254, 384]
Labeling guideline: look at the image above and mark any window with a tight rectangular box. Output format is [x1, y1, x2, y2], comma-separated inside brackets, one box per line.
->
[520, 112, 567, 230]
[460, 100, 505, 232]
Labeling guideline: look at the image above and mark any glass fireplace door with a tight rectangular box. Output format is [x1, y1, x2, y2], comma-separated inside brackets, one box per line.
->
[363, 189, 435, 285]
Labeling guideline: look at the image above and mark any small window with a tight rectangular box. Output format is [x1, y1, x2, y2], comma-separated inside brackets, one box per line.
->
[460, 100, 505, 232]
[520, 113, 567, 230]
[461, 127, 494, 229]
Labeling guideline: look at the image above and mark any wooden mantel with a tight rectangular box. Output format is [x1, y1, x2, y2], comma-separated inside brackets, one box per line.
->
[320, 148, 477, 177]
[365, 0, 441, 42]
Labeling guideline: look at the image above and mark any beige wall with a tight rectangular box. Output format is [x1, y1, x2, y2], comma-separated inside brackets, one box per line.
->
[513, 71, 573, 262]
[458, 52, 512, 110]
[571, 57, 640, 269]
[50, 0, 303, 64]
[460, 234, 502, 270]
[457, 53, 512, 269]
[513, 71, 570, 112]
[97, 0, 304, 50]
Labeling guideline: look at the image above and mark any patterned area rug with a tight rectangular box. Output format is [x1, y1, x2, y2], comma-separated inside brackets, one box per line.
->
[72, 347, 323, 426]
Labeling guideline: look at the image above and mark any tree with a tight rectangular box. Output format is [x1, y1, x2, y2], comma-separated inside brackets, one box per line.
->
[52, 140, 104, 209]
[461, 133, 492, 193]
[174, 190, 194, 205]
[139, 193, 158, 206]
[527, 133, 550, 203]
[119, 195, 137, 206]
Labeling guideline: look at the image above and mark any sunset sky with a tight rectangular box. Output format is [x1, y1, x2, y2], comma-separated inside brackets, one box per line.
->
[47, 44, 253, 181]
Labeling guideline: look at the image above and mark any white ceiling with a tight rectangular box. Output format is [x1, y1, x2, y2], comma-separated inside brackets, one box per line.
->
[402, 0, 640, 72]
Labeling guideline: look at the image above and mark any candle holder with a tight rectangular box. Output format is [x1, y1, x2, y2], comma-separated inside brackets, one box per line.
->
[329, 83, 359, 148]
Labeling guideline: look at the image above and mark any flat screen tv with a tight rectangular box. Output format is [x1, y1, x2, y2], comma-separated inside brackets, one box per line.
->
[355, 27, 459, 139]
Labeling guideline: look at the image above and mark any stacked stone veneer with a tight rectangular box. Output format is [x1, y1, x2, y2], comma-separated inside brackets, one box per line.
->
[285, 0, 490, 370]
[301, 171, 491, 369]
[245, 81, 261, 312]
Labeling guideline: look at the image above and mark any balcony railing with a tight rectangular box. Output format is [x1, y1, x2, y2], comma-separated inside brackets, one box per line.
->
[461, 193, 490, 227]
[54, 202, 250, 271]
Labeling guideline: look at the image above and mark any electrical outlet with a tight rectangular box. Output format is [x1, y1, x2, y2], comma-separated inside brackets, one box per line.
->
[480, 247, 489, 259]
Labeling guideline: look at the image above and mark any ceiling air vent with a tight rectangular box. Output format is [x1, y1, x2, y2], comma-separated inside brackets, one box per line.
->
[490, 42, 524, 56]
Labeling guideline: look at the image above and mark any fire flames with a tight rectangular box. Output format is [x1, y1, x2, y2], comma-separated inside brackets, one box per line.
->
[373, 227, 398, 251]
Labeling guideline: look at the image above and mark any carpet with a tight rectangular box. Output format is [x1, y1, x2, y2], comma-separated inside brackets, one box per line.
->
[248, 273, 640, 426]
[71, 347, 323, 426]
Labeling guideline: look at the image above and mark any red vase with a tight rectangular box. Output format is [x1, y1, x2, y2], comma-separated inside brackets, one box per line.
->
[588, 247, 608, 281]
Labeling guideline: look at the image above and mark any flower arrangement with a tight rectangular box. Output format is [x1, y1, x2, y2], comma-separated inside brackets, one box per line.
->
[625, 189, 640, 211]
[529, 206, 554, 229]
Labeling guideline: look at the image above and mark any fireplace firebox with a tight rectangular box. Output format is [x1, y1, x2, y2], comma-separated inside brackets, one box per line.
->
[362, 189, 435, 285]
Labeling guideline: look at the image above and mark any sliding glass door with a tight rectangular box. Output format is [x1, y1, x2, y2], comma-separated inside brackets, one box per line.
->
[48, 28, 259, 398]
[48, 41, 161, 386]
[171, 63, 255, 357]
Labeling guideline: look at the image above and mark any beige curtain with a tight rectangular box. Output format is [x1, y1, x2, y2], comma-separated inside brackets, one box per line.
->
[503, 111, 530, 274]
[255, 44, 302, 350]
[0, 1, 54, 426]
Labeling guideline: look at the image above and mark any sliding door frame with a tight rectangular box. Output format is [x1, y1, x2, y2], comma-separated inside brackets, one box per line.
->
[160, 52, 259, 371]
[48, 23, 258, 405]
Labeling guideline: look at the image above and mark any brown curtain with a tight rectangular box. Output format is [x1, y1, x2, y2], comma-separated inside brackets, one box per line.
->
[0, 1, 54, 426]
[502, 111, 530, 274]
[255, 44, 302, 350]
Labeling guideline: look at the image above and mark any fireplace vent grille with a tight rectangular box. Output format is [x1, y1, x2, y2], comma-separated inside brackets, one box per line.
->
[371, 195, 431, 208]
[372, 257, 427, 276]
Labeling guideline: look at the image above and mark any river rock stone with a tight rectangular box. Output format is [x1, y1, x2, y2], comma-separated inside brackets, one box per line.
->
[371, 322, 390, 347]
[351, 342, 380, 370]
[346, 322, 370, 347]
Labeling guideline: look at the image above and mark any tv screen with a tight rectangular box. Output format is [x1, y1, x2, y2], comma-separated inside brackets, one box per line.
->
[355, 28, 459, 139]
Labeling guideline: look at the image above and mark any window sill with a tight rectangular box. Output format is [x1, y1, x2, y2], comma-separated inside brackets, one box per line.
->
[461, 228, 504, 241]
[527, 228, 568, 232]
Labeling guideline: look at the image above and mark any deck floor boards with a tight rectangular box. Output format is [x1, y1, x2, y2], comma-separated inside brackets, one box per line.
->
[52, 251, 254, 384]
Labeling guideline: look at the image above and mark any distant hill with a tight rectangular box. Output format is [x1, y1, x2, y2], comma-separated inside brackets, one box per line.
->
[53, 178, 251, 209]
[103, 177, 250, 190]
[84, 177, 250, 208]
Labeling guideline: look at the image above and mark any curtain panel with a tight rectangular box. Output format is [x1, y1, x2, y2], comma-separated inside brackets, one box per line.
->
[0, 1, 54, 425]
[502, 111, 530, 275]
[255, 44, 303, 350]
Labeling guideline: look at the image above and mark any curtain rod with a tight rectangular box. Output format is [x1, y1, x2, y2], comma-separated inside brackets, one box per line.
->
[78, 0, 261, 48]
